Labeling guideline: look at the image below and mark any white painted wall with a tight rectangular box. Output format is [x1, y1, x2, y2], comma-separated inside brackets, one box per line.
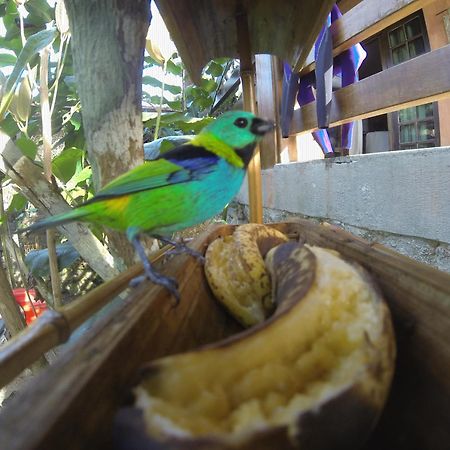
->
[237, 147, 450, 244]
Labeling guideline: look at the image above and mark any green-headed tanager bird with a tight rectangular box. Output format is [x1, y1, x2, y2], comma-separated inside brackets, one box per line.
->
[20, 110, 274, 300]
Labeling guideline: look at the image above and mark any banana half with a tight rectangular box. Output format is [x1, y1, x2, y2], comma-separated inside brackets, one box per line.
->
[204, 223, 289, 327]
[115, 241, 396, 450]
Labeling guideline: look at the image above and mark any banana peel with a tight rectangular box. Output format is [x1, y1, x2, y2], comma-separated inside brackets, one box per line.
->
[204, 223, 289, 327]
[115, 239, 395, 450]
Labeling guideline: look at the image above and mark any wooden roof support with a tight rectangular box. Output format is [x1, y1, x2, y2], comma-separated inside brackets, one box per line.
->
[291, 44, 450, 135]
[301, 0, 435, 76]
[154, 0, 335, 84]
[255, 54, 282, 169]
[236, 6, 263, 223]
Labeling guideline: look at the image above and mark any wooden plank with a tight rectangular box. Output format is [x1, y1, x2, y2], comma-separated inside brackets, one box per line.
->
[237, 8, 263, 224]
[285, 218, 450, 450]
[0, 219, 449, 449]
[337, 0, 363, 14]
[155, 0, 335, 84]
[255, 55, 281, 168]
[0, 226, 242, 450]
[291, 44, 450, 135]
[301, 0, 434, 75]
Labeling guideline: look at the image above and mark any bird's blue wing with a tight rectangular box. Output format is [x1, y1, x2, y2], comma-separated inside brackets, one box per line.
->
[89, 145, 219, 201]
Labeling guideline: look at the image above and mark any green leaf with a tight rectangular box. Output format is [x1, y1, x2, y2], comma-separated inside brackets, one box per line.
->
[206, 61, 224, 77]
[143, 112, 214, 134]
[7, 192, 28, 213]
[166, 59, 183, 76]
[192, 95, 213, 111]
[142, 75, 181, 95]
[201, 78, 217, 94]
[25, 0, 54, 25]
[177, 116, 213, 133]
[9, 75, 32, 122]
[0, 28, 58, 119]
[167, 99, 182, 111]
[0, 113, 20, 136]
[0, 36, 22, 55]
[143, 135, 192, 160]
[15, 136, 38, 160]
[70, 112, 81, 131]
[52, 147, 85, 183]
[67, 166, 92, 188]
[213, 57, 230, 65]
[0, 53, 17, 66]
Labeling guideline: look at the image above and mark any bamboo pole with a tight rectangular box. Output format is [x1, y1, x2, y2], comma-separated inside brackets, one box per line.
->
[40, 47, 63, 308]
[236, 6, 263, 224]
[0, 245, 171, 388]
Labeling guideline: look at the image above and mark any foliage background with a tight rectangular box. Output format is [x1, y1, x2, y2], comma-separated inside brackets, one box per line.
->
[0, 0, 241, 304]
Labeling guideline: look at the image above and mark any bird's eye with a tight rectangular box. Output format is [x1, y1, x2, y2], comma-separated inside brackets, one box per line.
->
[234, 117, 248, 128]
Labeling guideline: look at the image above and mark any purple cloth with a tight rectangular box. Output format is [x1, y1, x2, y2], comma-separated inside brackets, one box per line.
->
[282, 4, 367, 155]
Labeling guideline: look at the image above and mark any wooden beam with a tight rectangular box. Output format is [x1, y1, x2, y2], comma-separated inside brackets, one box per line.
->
[237, 8, 263, 224]
[337, 0, 363, 14]
[301, 0, 435, 75]
[255, 55, 281, 169]
[291, 44, 450, 135]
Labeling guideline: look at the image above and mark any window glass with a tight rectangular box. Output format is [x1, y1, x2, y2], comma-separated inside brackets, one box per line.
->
[417, 103, 434, 120]
[418, 121, 435, 141]
[408, 38, 426, 57]
[389, 27, 406, 47]
[399, 107, 416, 122]
[405, 17, 422, 39]
[392, 45, 409, 64]
[400, 124, 417, 143]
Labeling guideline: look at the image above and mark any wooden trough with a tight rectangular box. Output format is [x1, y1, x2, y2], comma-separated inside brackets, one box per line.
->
[0, 218, 449, 450]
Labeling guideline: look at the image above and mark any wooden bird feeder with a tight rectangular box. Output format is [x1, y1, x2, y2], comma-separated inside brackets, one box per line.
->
[1, 1, 450, 449]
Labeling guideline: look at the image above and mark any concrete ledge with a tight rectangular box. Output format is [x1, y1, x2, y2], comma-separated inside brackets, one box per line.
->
[237, 147, 450, 244]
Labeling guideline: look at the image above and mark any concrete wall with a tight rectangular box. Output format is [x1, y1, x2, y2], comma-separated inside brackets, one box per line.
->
[235, 147, 450, 272]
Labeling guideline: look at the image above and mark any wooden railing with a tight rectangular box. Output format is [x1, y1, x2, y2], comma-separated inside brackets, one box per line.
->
[292, 44, 450, 135]
[262, 0, 450, 162]
[300, 0, 435, 75]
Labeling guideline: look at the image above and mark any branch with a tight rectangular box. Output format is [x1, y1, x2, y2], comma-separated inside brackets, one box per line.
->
[40, 46, 63, 308]
[0, 131, 122, 282]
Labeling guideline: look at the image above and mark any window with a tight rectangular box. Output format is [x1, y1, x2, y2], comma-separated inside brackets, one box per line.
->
[385, 14, 439, 150]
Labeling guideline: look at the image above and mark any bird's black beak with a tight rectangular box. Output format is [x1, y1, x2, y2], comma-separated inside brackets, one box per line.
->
[251, 117, 275, 136]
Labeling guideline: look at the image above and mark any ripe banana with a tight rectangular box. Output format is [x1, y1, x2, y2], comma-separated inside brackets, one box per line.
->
[117, 241, 395, 450]
[204, 223, 288, 327]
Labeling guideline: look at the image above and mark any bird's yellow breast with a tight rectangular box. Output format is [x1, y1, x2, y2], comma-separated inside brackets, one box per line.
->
[190, 133, 244, 168]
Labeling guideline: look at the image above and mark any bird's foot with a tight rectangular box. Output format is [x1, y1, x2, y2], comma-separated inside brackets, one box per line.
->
[166, 246, 205, 263]
[129, 272, 180, 305]
[129, 231, 181, 304]
[155, 235, 205, 264]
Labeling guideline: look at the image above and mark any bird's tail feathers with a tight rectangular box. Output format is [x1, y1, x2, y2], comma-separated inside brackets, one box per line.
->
[18, 208, 90, 235]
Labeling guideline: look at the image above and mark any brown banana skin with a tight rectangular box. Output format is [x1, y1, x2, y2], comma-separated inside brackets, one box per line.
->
[114, 237, 395, 450]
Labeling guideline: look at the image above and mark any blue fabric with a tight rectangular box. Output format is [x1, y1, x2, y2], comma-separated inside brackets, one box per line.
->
[282, 4, 367, 155]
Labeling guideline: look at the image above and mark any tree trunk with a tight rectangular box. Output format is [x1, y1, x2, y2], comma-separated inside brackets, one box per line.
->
[65, 0, 151, 265]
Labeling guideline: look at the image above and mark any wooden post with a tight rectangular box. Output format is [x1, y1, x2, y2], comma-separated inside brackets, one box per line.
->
[236, 7, 263, 224]
[255, 55, 282, 169]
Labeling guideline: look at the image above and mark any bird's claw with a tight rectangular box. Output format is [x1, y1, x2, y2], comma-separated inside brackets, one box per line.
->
[165, 247, 205, 264]
[129, 273, 180, 305]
